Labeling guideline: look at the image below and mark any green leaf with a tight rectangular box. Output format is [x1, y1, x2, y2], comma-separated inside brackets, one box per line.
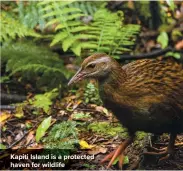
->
[123, 156, 129, 165]
[36, 116, 52, 142]
[62, 36, 76, 51]
[166, 52, 181, 59]
[157, 32, 169, 49]
[71, 43, 81, 56]
[165, 0, 175, 11]
[50, 32, 68, 46]
[112, 156, 129, 166]
[0, 144, 6, 149]
[55, 21, 81, 30]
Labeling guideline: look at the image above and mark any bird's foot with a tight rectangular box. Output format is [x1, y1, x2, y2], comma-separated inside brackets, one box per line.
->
[100, 136, 134, 169]
[100, 144, 125, 169]
[143, 148, 172, 163]
[143, 141, 183, 162]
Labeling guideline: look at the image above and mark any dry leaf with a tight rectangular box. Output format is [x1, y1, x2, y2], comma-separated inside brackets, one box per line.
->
[14, 113, 24, 118]
[0, 112, 11, 123]
[72, 100, 82, 110]
[175, 40, 183, 50]
[88, 146, 108, 155]
[28, 144, 43, 149]
[26, 131, 35, 146]
[95, 106, 109, 116]
[79, 140, 95, 149]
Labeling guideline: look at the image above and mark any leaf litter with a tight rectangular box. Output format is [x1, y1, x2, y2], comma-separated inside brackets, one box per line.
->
[1, 87, 183, 170]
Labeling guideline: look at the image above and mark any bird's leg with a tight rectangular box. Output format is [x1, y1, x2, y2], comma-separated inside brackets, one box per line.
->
[101, 134, 135, 169]
[143, 134, 177, 161]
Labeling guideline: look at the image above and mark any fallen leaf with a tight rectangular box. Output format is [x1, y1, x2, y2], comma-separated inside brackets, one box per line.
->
[0, 113, 11, 123]
[15, 131, 24, 141]
[36, 116, 52, 142]
[26, 131, 35, 146]
[28, 144, 43, 149]
[95, 106, 109, 116]
[88, 146, 107, 155]
[14, 113, 24, 118]
[175, 40, 183, 50]
[73, 100, 82, 110]
[7, 136, 13, 145]
[0, 144, 6, 149]
[79, 140, 95, 149]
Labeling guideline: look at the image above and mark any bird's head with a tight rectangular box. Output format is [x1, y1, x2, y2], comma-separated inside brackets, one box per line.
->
[68, 53, 115, 85]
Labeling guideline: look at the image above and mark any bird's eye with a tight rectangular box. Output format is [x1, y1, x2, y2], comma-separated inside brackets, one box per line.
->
[87, 63, 95, 69]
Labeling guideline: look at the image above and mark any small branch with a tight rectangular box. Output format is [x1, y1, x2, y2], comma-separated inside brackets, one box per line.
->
[118, 47, 183, 62]
[0, 105, 16, 110]
[7, 131, 30, 149]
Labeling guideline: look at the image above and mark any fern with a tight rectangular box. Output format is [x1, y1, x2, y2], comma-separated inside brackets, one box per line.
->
[43, 121, 78, 149]
[0, 11, 40, 42]
[69, 1, 102, 16]
[18, 1, 47, 30]
[39, 1, 140, 57]
[71, 9, 140, 56]
[1, 41, 69, 92]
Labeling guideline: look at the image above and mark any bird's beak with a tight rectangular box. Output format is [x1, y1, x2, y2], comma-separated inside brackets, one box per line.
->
[68, 67, 84, 86]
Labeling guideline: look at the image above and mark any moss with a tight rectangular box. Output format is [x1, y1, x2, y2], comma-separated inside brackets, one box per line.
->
[87, 121, 128, 137]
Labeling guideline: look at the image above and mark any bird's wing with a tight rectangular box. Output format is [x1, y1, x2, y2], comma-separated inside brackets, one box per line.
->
[122, 58, 183, 109]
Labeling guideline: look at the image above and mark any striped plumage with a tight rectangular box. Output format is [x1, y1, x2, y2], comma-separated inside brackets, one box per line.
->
[68, 53, 183, 168]
[98, 56, 183, 134]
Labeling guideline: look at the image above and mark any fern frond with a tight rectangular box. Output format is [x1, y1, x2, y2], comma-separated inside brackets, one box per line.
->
[39, 1, 140, 56]
[1, 42, 68, 92]
[50, 31, 69, 46]
[0, 12, 40, 42]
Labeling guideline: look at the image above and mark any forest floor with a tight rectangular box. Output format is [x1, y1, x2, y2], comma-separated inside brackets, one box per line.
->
[1, 92, 183, 170]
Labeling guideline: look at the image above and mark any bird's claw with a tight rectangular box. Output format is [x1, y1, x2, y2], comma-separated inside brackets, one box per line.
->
[100, 144, 125, 169]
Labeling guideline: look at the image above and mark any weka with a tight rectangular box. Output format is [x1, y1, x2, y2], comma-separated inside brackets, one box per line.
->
[68, 53, 183, 168]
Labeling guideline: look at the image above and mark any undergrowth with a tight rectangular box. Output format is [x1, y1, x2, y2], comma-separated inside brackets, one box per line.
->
[39, 1, 140, 57]
[84, 82, 102, 105]
[0, 11, 40, 42]
[43, 121, 78, 149]
[1, 41, 68, 92]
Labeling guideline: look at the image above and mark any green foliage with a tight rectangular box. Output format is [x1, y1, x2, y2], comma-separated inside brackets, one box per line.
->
[1, 41, 68, 92]
[0, 11, 40, 42]
[136, 132, 147, 140]
[88, 122, 128, 137]
[165, 52, 181, 59]
[84, 83, 102, 105]
[157, 31, 169, 48]
[39, 1, 140, 56]
[36, 116, 52, 142]
[71, 1, 100, 16]
[165, 0, 175, 11]
[112, 156, 129, 166]
[72, 112, 91, 120]
[29, 88, 59, 113]
[135, 1, 151, 20]
[43, 121, 78, 149]
[0, 144, 6, 150]
[83, 163, 96, 169]
[18, 1, 102, 31]
[18, 1, 46, 30]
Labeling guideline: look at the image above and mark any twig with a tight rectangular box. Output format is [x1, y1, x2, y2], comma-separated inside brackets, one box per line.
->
[7, 122, 39, 149]
[118, 47, 183, 62]
[0, 105, 16, 110]
[7, 130, 30, 149]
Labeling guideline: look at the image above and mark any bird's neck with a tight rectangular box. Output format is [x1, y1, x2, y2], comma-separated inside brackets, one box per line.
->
[99, 62, 127, 88]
